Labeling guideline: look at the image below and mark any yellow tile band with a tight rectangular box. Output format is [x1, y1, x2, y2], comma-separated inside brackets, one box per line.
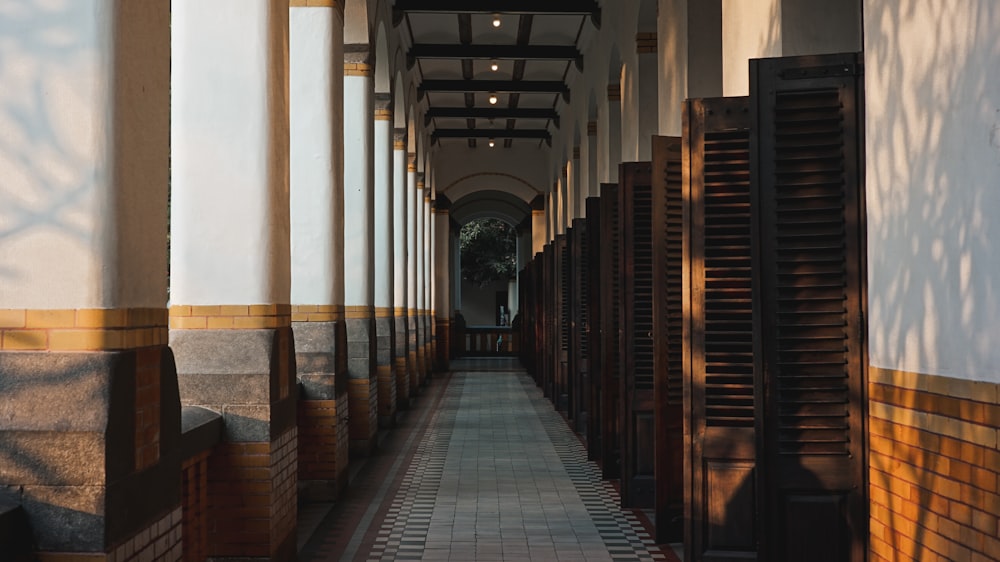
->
[374, 108, 393, 121]
[394, 307, 408, 316]
[0, 308, 168, 351]
[290, 0, 340, 9]
[344, 63, 373, 77]
[375, 307, 394, 319]
[292, 304, 345, 323]
[344, 306, 374, 320]
[169, 304, 291, 330]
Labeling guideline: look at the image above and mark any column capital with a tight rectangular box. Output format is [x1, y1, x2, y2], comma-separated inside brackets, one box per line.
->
[607, 83, 621, 102]
[394, 128, 407, 149]
[374, 93, 392, 120]
[344, 47, 372, 76]
[289, 0, 343, 17]
[573, 146, 580, 160]
[587, 121, 597, 136]
[636, 32, 657, 54]
[407, 152, 417, 171]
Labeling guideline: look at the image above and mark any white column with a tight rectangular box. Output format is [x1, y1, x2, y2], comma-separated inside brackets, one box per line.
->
[290, 0, 348, 494]
[291, 5, 344, 320]
[343, 54, 377, 450]
[171, 0, 296, 555]
[434, 204, 452, 368]
[637, 32, 660, 160]
[722, 0, 782, 96]
[406, 154, 420, 385]
[343, 61, 375, 316]
[605, 84, 623, 183]
[373, 93, 396, 425]
[373, 96, 394, 322]
[392, 130, 410, 403]
[415, 174, 427, 379]
[423, 189, 433, 373]
[0, 2, 177, 554]
[587, 122, 600, 198]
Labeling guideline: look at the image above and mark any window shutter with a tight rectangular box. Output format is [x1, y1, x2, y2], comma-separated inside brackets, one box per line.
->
[684, 96, 759, 561]
[751, 52, 867, 562]
[652, 135, 685, 542]
[599, 182, 621, 480]
[585, 196, 604, 462]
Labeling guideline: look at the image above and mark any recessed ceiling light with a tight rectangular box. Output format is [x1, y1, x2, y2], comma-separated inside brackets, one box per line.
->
[492, 13, 502, 28]
[490, 59, 499, 72]
[488, 138, 496, 148]
[488, 92, 498, 105]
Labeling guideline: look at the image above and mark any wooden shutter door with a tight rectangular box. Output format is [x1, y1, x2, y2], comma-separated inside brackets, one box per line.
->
[618, 162, 656, 508]
[543, 244, 555, 399]
[585, 197, 603, 461]
[570, 219, 590, 435]
[556, 234, 570, 412]
[599, 182, 621, 480]
[684, 96, 759, 561]
[751, 52, 867, 562]
[652, 136, 684, 542]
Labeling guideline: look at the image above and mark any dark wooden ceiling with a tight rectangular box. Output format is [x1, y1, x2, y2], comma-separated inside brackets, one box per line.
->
[394, 1, 600, 148]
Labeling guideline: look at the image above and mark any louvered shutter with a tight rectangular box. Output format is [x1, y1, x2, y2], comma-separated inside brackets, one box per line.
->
[598, 182, 621, 480]
[585, 197, 603, 461]
[618, 162, 656, 508]
[652, 136, 684, 542]
[752, 53, 867, 562]
[570, 219, 590, 435]
[684, 97, 759, 562]
[556, 234, 570, 411]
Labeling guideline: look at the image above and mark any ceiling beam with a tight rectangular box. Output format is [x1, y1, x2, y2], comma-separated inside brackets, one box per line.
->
[407, 44, 583, 71]
[418, 79, 570, 102]
[424, 107, 560, 127]
[431, 128, 552, 144]
[393, 0, 601, 28]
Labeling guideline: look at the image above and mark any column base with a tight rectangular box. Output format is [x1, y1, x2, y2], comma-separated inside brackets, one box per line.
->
[393, 316, 410, 409]
[297, 393, 350, 502]
[171, 327, 298, 558]
[375, 316, 396, 429]
[345, 316, 377, 458]
[0, 348, 183, 555]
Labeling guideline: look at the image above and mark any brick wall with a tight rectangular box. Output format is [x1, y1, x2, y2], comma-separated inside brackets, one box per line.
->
[378, 365, 397, 423]
[205, 428, 298, 558]
[869, 367, 1000, 561]
[395, 355, 410, 407]
[270, 428, 297, 557]
[37, 508, 184, 562]
[348, 379, 378, 445]
[298, 394, 350, 493]
[182, 452, 209, 561]
[135, 347, 162, 471]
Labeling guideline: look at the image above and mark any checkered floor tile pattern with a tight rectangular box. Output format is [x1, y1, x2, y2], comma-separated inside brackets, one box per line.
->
[361, 360, 674, 561]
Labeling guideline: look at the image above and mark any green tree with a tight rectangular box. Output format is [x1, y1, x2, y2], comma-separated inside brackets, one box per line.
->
[460, 218, 517, 288]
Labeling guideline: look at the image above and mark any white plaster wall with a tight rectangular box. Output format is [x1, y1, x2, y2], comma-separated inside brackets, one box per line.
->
[461, 278, 510, 326]
[435, 145, 547, 204]
[722, 0, 781, 96]
[415, 186, 425, 310]
[434, 210, 446, 317]
[171, 0, 290, 306]
[407, 167, 417, 311]
[864, 0, 1000, 382]
[393, 146, 407, 310]
[658, 0, 687, 137]
[373, 116, 393, 309]
[343, 74, 374, 306]
[532, 211, 546, 256]
[636, 53, 661, 160]
[290, 8, 341, 306]
[781, 0, 861, 57]
[0, 1, 169, 309]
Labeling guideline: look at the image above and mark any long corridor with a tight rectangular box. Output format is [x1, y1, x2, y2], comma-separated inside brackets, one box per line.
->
[298, 358, 679, 562]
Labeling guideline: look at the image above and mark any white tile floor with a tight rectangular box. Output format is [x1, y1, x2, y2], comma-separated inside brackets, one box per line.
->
[365, 360, 670, 561]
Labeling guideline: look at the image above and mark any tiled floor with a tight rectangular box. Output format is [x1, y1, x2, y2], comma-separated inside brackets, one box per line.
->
[299, 358, 680, 562]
